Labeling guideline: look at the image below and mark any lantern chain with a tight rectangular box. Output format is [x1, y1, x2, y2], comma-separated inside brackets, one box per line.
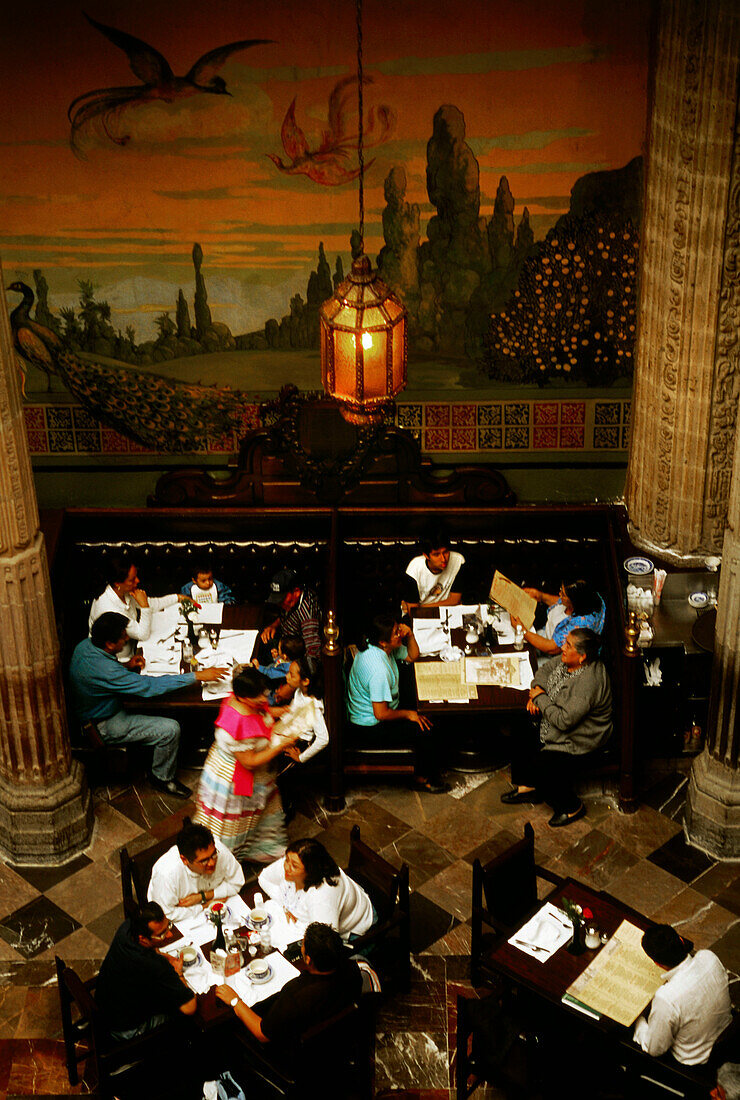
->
[356, 0, 364, 251]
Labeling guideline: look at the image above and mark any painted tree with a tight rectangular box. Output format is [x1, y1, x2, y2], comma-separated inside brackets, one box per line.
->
[487, 213, 638, 385]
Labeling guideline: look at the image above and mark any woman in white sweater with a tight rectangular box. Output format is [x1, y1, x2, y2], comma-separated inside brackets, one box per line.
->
[88, 557, 183, 663]
[257, 837, 375, 941]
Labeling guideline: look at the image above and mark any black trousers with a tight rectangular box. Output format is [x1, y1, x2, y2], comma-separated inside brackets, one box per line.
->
[510, 720, 593, 815]
[347, 718, 444, 780]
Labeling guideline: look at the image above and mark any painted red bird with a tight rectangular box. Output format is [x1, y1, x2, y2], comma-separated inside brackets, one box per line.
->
[8, 281, 63, 394]
[68, 13, 273, 156]
[268, 75, 395, 187]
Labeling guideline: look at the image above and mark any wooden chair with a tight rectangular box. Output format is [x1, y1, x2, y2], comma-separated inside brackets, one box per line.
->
[233, 998, 374, 1099]
[455, 992, 541, 1100]
[119, 818, 190, 916]
[55, 956, 166, 1098]
[345, 823, 411, 992]
[470, 822, 563, 986]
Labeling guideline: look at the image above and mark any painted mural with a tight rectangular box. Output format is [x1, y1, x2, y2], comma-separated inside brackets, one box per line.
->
[1, 0, 649, 452]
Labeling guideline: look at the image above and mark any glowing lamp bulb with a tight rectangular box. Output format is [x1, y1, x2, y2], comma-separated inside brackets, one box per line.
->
[361, 331, 373, 350]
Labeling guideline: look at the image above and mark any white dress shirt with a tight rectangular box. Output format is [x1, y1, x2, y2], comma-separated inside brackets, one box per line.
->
[633, 950, 732, 1064]
[258, 858, 374, 941]
[147, 839, 245, 923]
[89, 586, 178, 661]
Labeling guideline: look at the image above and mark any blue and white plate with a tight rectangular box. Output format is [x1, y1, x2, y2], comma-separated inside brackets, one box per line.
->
[688, 591, 709, 608]
[624, 556, 654, 575]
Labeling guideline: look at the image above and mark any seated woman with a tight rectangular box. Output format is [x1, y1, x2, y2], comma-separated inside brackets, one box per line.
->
[501, 628, 612, 827]
[258, 838, 374, 941]
[346, 612, 447, 793]
[88, 556, 185, 664]
[512, 578, 605, 658]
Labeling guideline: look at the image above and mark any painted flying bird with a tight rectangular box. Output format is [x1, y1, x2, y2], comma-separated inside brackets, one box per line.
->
[68, 13, 273, 155]
[7, 283, 248, 452]
[268, 75, 395, 187]
[8, 281, 63, 394]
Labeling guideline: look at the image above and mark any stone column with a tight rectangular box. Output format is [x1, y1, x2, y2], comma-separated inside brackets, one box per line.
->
[624, 0, 740, 564]
[685, 425, 740, 857]
[0, 272, 92, 863]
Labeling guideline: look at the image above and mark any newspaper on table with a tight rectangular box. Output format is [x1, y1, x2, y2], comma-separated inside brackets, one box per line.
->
[489, 571, 537, 631]
[192, 603, 224, 625]
[465, 652, 533, 690]
[414, 660, 478, 702]
[563, 920, 664, 1026]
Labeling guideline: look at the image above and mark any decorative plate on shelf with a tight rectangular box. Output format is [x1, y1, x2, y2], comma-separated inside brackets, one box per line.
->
[688, 592, 709, 608]
[623, 556, 654, 575]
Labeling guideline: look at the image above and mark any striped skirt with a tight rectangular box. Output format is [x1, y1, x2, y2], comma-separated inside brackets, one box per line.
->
[193, 743, 287, 863]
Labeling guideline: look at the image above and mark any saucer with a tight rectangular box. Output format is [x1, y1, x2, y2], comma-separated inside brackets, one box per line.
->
[248, 912, 272, 931]
[624, 556, 654, 575]
[246, 963, 273, 985]
[688, 591, 709, 608]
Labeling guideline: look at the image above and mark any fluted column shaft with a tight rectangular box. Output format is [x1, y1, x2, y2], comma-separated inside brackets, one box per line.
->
[625, 0, 740, 563]
[0, 268, 91, 862]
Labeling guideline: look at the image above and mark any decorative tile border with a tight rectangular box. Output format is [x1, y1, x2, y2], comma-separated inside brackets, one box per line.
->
[23, 399, 631, 458]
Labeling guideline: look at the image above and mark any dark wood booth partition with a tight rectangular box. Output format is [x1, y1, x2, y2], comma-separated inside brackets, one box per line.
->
[42, 396, 637, 814]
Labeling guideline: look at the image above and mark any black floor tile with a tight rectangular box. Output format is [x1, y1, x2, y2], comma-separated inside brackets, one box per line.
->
[647, 832, 715, 883]
[408, 891, 459, 954]
[641, 771, 687, 811]
[8, 853, 92, 893]
[0, 897, 81, 959]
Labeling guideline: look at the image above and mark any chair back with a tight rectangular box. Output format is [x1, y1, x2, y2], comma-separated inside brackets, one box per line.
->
[345, 824, 410, 992]
[55, 955, 97, 1087]
[477, 821, 538, 930]
[120, 817, 190, 916]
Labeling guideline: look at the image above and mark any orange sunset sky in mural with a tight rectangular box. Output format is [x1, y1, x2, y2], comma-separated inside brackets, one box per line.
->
[0, 0, 649, 340]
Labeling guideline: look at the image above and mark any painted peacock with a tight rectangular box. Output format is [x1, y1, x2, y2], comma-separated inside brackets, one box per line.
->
[8, 282, 251, 453]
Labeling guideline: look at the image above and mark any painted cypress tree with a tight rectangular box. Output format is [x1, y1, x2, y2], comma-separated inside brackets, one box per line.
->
[176, 289, 191, 338]
[192, 242, 212, 340]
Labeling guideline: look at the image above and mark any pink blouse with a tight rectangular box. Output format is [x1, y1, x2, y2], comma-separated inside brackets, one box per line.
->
[215, 698, 271, 796]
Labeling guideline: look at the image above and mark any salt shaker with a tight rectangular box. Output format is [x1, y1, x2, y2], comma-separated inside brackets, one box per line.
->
[514, 624, 524, 650]
[585, 925, 601, 949]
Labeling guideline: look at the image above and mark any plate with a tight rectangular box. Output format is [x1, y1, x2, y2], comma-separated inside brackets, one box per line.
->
[246, 962, 273, 985]
[688, 591, 709, 608]
[623, 556, 654, 575]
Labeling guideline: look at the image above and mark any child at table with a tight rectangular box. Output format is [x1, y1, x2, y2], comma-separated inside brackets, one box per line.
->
[180, 562, 235, 605]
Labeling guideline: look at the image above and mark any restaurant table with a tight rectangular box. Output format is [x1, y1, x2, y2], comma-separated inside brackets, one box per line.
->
[411, 607, 537, 717]
[122, 604, 262, 713]
[484, 876, 652, 1034]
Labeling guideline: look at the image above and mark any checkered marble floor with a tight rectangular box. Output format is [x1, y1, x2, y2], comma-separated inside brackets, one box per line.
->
[0, 762, 737, 1098]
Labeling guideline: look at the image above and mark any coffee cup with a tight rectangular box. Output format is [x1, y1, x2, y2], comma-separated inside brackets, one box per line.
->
[250, 908, 267, 926]
[180, 945, 198, 968]
[248, 959, 269, 980]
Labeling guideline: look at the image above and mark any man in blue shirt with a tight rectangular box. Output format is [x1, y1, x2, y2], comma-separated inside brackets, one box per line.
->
[69, 612, 227, 798]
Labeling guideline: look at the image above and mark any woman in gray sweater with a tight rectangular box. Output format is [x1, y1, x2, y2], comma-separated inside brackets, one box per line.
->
[501, 627, 612, 827]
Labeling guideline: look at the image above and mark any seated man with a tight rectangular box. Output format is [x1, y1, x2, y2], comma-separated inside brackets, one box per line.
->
[180, 561, 235, 606]
[89, 556, 185, 663]
[401, 527, 469, 609]
[148, 821, 245, 923]
[633, 924, 732, 1065]
[215, 922, 361, 1045]
[260, 569, 321, 660]
[95, 901, 196, 1041]
[69, 612, 227, 798]
[713, 1063, 740, 1100]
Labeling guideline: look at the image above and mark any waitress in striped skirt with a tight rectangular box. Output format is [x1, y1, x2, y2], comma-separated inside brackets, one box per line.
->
[193, 666, 300, 863]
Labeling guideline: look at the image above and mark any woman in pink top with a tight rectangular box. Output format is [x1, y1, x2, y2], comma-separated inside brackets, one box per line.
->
[194, 667, 299, 863]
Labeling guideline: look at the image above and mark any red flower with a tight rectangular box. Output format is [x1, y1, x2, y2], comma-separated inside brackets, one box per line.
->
[582, 907, 593, 921]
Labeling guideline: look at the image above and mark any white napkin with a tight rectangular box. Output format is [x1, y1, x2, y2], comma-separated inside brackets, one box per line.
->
[261, 898, 307, 954]
[413, 621, 449, 656]
[224, 950, 300, 1007]
[508, 901, 573, 961]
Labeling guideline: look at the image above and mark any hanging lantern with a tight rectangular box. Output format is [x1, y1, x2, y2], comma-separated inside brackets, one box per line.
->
[319, 0, 408, 426]
[320, 254, 407, 425]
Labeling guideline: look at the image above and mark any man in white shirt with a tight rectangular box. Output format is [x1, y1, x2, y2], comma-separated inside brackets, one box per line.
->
[633, 924, 732, 1065]
[402, 528, 468, 609]
[89, 557, 184, 663]
[148, 822, 245, 924]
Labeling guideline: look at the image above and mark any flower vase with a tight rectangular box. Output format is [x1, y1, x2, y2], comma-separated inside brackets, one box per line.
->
[567, 915, 585, 955]
[212, 914, 226, 952]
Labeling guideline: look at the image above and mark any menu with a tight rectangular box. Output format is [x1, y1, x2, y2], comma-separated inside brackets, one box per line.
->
[564, 920, 664, 1026]
[465, 653, 533, 690]
[489, 571, 537, 630]
[414, 661, 478, 701]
